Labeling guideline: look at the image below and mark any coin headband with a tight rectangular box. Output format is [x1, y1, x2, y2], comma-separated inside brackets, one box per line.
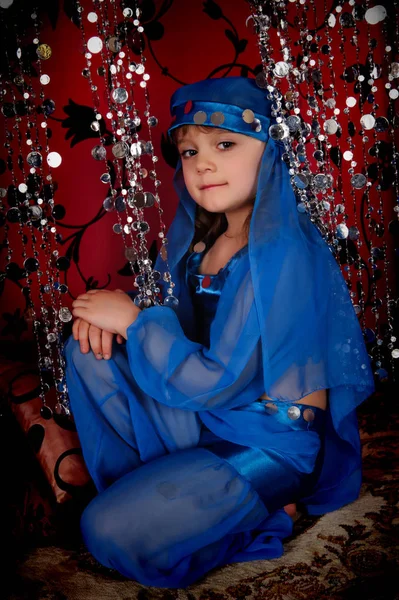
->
[168, 100, 271, 142]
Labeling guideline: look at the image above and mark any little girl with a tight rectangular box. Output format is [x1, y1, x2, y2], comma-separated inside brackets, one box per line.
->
[66, 76, 375, 589]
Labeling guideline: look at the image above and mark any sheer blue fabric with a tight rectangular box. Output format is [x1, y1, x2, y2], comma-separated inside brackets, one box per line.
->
[139, 76, 375, 513]
[64, 257, 323, 588]
[64, 76, 375, 587]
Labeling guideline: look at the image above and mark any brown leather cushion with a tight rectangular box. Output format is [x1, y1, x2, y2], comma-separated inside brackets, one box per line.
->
[1, 358, 91, 503]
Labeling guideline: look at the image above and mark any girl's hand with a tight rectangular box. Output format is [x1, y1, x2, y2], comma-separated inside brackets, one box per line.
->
[72, 318, 124, 360]
[72, 289, 141, 340]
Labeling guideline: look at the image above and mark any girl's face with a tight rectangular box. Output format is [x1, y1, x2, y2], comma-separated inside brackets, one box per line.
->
[176, 126, 265, 214]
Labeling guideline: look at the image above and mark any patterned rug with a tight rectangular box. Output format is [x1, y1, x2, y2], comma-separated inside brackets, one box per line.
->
[6, 393, 399, 600]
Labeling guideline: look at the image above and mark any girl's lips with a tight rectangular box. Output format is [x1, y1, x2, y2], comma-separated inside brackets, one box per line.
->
[200, 183, 227, 190]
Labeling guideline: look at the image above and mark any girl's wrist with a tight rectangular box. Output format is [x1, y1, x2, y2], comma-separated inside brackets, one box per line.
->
[120, 304, 141, 340]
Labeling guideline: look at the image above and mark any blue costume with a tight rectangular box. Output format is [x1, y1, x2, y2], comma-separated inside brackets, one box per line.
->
[64, 77, 375, 588]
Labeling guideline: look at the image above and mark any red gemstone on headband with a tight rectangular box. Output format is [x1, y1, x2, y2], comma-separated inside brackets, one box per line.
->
[184, 100, 193, 114]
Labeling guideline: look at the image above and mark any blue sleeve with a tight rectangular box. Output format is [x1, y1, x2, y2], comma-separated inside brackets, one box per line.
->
[125, 280, 263, 411]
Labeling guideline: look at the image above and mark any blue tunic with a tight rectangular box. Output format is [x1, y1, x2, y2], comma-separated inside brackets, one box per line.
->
[186, 245, 250, 347]
[64, 247, 328, 588]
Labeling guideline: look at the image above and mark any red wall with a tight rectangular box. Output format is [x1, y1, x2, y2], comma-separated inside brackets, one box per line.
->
[0, 0, 397, 354]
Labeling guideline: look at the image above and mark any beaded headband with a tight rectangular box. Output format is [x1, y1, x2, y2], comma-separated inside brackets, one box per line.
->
[167, 77, 274, 142]
[168, 100, 270, 142]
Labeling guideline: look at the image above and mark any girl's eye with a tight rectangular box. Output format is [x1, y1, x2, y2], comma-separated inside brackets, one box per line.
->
[180, 149, 197, 158]
[218, 141, 234, 150]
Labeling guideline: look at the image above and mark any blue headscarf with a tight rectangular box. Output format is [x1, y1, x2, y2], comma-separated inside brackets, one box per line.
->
[150, 76, 375, 512]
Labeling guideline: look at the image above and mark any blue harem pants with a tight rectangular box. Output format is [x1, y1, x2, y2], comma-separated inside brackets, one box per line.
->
[64, 337, 325, 588]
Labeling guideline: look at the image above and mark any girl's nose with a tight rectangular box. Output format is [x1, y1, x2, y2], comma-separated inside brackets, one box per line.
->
[196, 153, 216, 173]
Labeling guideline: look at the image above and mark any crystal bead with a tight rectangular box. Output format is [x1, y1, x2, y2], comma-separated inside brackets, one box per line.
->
[59, 307, 72, 323]
[163, 295, 179, 309]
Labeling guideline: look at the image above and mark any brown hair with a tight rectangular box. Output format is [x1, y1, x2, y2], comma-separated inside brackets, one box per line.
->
[170, 125, 253, 251]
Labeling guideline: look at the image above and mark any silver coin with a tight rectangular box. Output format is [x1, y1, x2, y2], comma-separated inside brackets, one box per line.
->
[365, 5, 387, 25]
[360, 114, 375, 130]
[134, 192, 145, 208]
[273, 61, 290, 78]
[100, 173, 111, 183]
[193, 241, 206, 253]
[313, 174, 330, 190]
[125, 247, 137, 262]
[29, 205, 43, 220]
[27, 151, 43, 167]
[103, 197, 114, 212]
[242, 109, 255, 124]
[59, 307, 72, 323]
[112, 87, 128, 104]
[286, 115, 301, 133]
[303, 408, 315, 422]
[144, 192, 156, 207]
[287, 406, 301, 420]
[130, 142, 144, 158]
[336, 223, 349, 239]
[269, 123, 289, 140]
[91, 145, 106, 160]
[349, 226, 360, 240]
[293, 173, 310, 189]
[351, 173, 367, 189]
[115, 196, 126, 212]
[112, 141, 129, 159]
[323, 119, 338, 135]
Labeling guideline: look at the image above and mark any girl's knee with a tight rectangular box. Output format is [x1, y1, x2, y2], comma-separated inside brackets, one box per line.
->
[64, 335, 90, 367]
[80, 496, 118, 561]
[65, 335, 126, 374]
[64, 336, 108, 382]
[80, 494, 195, 587]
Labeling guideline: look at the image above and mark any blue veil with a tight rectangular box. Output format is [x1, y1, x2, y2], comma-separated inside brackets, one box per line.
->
[129, 77, 375, 513]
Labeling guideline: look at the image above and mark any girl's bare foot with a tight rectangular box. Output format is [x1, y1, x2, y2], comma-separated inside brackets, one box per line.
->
[283, 503, 297, 518]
